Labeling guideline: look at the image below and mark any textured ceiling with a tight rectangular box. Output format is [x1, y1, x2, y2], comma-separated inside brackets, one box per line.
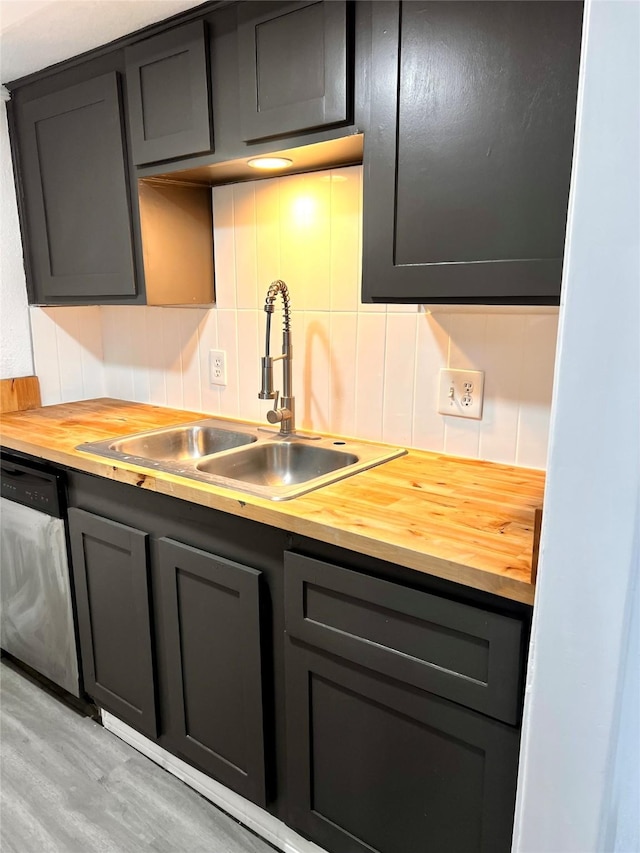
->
[0, 0, 208, 85]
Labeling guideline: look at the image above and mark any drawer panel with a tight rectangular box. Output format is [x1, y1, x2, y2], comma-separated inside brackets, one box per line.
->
[284, 552, 524, 724]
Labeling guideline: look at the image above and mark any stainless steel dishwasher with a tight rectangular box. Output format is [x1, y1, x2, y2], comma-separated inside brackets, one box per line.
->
[0, 452, 80, 697]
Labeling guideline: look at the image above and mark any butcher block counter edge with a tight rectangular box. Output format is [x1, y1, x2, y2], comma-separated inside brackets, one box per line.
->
[0, 399, 545, 605]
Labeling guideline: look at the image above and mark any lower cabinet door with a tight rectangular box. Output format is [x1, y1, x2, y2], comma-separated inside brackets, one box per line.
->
[157, 538, 267, 806]
[68, 508, 157, 738]
[285, 640, 521, 853]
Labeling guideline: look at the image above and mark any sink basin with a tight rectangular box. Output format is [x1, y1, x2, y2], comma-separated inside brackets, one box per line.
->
[78, 419, 257, 469]
[196, 442, 359, 487]
[108, 424, 256, 462]
[78, 416, 406, 500]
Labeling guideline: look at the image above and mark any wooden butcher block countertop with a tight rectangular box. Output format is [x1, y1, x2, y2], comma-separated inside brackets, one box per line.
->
[0, 399, 545, 605]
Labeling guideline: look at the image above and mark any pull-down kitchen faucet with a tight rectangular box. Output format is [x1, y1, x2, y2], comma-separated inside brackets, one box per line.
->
[259, 280, 295, 435]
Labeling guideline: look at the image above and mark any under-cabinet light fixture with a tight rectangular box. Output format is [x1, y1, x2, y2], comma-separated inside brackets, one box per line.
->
[247, 157, 293, 171]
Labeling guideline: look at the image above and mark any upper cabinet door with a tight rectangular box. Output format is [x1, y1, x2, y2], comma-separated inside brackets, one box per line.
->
[125, 20, 212, 164]
[237, 0, 352, 142]
[362, 1, 583, 305]
[18, 72, 137, 303]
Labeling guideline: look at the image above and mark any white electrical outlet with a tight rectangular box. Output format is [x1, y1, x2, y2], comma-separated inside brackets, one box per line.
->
[209, 349, 227, 387]
[438, 369, 485, 420]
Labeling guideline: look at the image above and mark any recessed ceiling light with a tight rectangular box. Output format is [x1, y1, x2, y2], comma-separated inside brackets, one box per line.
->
[247, 157, 293, 170]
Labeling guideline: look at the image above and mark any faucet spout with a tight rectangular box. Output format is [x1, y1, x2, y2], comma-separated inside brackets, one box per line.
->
[258, 280, 295, 435]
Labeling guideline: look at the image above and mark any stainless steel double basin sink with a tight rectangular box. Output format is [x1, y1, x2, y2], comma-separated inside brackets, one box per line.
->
[78, 418, 405, 501]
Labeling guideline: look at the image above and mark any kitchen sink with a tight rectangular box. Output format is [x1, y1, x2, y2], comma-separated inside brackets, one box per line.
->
[78, 417, 405, 500]
[196, 442, 359, 487]
[108, 424, 256, 462]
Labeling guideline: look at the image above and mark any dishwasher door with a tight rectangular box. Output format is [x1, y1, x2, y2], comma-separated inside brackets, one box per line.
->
[0, 497, 80, 696]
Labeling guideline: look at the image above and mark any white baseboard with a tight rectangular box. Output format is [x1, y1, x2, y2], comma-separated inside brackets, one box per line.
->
[101, 711, 327, 853]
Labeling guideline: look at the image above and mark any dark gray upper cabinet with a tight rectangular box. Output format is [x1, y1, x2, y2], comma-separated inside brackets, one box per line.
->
[156, 538, 267, 806]
[125, 21, 212, 165]
[16, 72, 138, 304]
[362, 0, 583, 305]
[237, 0, 352, 143]
[68, 508, 157, 739]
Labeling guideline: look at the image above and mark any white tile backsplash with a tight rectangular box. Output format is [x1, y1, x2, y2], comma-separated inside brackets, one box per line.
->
[146, 307, 168, 406]
[102, 306, 134, 401]
[516, 314, 559, 467]
[30, 308, 61, 405]
[130, 307, 151, 405]
[161, 309, 182, 409]
[355, 311, 387, 441]
[29, 166, 558, 469]
[179, 309, 202, 413]
[30, 306, 105, 405]
[383, 313, 418, 447]
[236, 310, 261, 423]
[330, 169, 360, 313]
[478, 314, 526, 464]
[412, 312, 448, 452]
[216, 308, 240, 417]
[196, 307, 220, 416]
[234, 182, 259, 311]
[443, 312, 486, 458]
[255, 176, 281, 292]
[212, 184, 236, 310]
[302, 174, 332, 314]
[54, 310, 86, 402]
[328, 312, 358, 438]
[302, 311, 332, 432]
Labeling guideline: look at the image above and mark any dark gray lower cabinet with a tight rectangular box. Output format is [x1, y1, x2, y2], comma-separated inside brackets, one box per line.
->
[68, 496, 269, 806]
[284, 551, 524, 725]
[285, 642, 520, 853]
[156, 538, 267, 805]
[283, 551, 523, 853]
[68, 508, 157, 738]
[63, 470, 528, 853]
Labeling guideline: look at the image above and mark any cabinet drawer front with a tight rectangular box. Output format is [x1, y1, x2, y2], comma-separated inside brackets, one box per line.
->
[237, 0, 351, 142]
[68, 508, 156, 737]
[285, 642, 519, 853]
[125, 20, 212, 164]
[285, 552, 524, 724]
[157, 538, 267, 806]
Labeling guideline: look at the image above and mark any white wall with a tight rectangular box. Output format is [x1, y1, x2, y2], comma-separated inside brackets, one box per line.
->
[601, 515, 639, 853]
[513, 1, 640, 850]
[31, 166, 559, 468]
[0, 95, 33, 379]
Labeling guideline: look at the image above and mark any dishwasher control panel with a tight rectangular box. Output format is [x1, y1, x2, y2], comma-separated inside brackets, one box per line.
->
[0, 455, 65, 518]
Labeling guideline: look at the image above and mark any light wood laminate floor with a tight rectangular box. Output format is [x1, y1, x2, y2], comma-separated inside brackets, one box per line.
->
[0, 662, 275, 853]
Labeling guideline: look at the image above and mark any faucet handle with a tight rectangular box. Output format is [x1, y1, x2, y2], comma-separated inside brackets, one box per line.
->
[267, 395, 293, 426]
[266, 393, 284, 424]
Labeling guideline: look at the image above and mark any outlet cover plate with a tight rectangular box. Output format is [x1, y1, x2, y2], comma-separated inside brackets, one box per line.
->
[438, 368, 485, 420]
[210, 349, 227, 387]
